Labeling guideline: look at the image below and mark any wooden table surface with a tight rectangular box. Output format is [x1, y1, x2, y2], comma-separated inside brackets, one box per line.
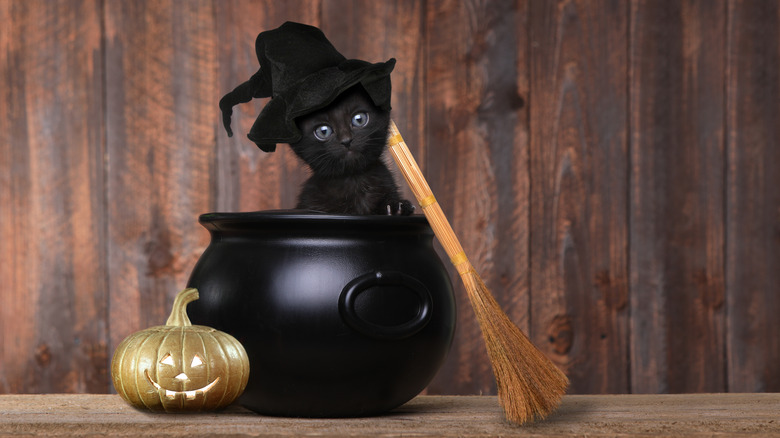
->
[0, 394, 777, 437]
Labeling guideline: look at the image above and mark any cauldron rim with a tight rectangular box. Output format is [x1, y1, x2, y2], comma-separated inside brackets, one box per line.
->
[198, 209, 431, 232]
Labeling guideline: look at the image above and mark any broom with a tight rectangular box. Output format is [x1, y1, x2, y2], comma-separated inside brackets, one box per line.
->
[386, 120, 569, 424]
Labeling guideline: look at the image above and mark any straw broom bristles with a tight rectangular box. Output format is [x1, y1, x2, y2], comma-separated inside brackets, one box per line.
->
[387, 120, 569, 424]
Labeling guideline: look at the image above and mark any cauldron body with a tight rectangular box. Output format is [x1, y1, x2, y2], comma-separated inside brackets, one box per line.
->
[186, 211, 456, 417]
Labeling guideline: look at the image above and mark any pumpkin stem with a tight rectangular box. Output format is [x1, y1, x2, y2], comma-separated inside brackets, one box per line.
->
[166, 288, 199, 326]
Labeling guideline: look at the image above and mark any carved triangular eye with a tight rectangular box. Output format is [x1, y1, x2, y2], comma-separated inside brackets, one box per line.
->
[191, 354, 204, 367]
[160, 353, 175, 366]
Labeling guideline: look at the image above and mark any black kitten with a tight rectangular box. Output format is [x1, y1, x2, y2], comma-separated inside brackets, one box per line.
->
[289, 86, 414, 215]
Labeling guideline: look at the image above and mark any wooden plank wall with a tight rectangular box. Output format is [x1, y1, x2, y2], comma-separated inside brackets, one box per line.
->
[1, 0, 778, 395]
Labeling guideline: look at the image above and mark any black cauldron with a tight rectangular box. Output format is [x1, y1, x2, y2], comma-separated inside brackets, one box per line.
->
[186, 211, 455, 417]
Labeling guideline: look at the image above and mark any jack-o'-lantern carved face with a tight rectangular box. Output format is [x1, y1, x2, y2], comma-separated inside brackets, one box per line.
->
[145, 351, 220, 401]
[111, 289, 250, 412]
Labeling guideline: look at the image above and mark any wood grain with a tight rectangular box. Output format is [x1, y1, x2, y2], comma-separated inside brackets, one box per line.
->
[629, 0, 727, 393]
[2, 0, 780, 397]
[726, 0, 780, 392]
[0, 0, 108, 393]
[422, 0, 531, 395]
[104, 0, 218, 354]
[0, 394, 778, 437]
[529, 0, 630, 393]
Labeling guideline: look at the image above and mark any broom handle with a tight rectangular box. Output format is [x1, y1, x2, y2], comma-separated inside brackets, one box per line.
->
[387, 121, 473, 276]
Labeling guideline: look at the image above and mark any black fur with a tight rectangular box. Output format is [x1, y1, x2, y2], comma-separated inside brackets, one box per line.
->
[289, 86, 414, 215]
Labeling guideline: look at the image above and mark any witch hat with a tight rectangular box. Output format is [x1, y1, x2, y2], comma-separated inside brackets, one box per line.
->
[219, 21, 396, 152]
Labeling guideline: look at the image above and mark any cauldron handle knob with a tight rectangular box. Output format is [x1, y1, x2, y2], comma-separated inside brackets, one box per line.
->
[338, 271, 432, 340]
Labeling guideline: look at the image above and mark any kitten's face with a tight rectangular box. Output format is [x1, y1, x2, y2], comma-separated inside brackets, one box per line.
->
[290, 86, 390, 177]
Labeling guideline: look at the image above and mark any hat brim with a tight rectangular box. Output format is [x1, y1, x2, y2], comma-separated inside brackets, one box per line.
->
[247, 58, 395, 152]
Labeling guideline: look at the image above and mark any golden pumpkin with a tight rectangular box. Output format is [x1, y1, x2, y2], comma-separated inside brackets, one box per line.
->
[111, 288, 249, 412]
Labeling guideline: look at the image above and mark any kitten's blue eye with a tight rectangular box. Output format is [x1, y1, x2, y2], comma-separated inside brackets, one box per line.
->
[313, 124, 333, 141]
[351, 112, 369, 128]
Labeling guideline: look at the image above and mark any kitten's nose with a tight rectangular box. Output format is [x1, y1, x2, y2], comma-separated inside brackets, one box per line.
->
[340, 137, 352, 148]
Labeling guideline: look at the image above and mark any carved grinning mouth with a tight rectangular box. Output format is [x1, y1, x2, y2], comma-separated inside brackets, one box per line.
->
[144, 369, 220, 400]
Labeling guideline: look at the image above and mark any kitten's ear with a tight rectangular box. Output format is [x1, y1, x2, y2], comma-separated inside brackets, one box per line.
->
[219, 69, 271, 137]
[360, 58, 395, 111]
